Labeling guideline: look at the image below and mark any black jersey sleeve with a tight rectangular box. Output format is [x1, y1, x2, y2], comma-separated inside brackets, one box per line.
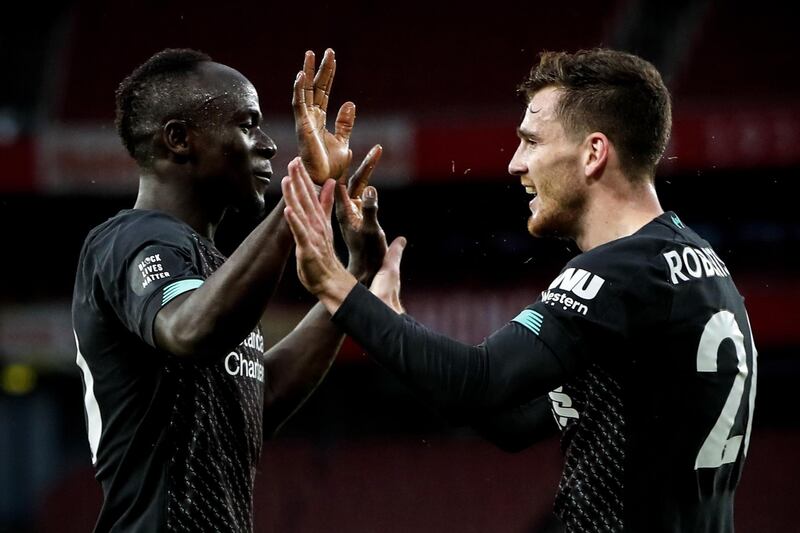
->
[470, 394, 557, 452]
[97, 213, 205, 348]
[332, 283, 577, 412]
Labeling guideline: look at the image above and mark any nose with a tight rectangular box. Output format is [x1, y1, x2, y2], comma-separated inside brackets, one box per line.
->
[507, 141, 526, 176]
[255, 128, 277, 159]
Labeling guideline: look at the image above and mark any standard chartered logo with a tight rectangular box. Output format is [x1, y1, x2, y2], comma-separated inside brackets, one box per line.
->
[225, 352, 265, 382]
[224, 332, 266, 382]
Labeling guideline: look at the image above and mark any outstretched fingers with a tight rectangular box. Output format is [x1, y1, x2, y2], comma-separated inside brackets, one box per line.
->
[334, 101, 356, 144]
[369, 236, 407, 314]
[319, 179, 336, 225]
[302, 51, 315, 107]
[314, 48, 336, 112]
[348, 144, 383, 199]
[287, 158, 326, 227]
[361, 186, 379, 229]
[292, 70, 308, 119]
[281, 178, 313, 249]
[384, 236, 407, 274]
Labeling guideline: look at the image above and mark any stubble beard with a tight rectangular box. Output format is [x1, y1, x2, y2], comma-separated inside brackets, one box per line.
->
[526, 188, 586, 241]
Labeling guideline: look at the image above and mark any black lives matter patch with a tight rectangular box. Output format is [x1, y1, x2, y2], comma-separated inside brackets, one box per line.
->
[129, 245, 189, 296]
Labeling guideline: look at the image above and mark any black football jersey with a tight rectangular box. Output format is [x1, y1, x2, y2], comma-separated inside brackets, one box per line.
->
[519, 212, 756, 532]
[332, 211, 756, 533]
[72, 209, 265, 532]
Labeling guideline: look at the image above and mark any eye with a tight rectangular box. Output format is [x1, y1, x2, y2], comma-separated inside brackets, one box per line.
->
[240, 123, 253, 134]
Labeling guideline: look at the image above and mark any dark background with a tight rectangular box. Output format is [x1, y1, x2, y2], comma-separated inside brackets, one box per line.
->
[1, 1, 798, 531]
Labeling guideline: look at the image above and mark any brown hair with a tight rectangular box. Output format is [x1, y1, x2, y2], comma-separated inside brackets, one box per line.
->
[519, 48, 672, 180]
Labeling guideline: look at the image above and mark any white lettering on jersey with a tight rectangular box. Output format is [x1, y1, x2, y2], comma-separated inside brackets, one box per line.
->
[694, 310, 756, 469]
[138, 253, 172, 288]
[224, 352, 265, 383]
[663, 246, 730, 284]
[540, 268, 605, 316]
[540, 290, 589, 315]
[241, 331, 264, 352]
[548, 268, 606, 299]
[549, 386, 580, 429]
[224, 331, 265, 382]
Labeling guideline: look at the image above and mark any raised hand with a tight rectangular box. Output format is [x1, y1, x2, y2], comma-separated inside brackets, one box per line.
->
[281, 158, 354, 302]
[335, 145, 389, 284]
[293, 49, 354, 185]
[369, 236, 407, 314]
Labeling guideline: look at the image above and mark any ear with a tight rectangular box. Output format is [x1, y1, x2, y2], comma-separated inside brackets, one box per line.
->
[162, 119, 192, 157]
[583, 132, 609, 179]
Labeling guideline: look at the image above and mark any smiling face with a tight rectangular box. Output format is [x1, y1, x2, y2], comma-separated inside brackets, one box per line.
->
[188, 62, 277, 218]
[508, 86, 587, 240]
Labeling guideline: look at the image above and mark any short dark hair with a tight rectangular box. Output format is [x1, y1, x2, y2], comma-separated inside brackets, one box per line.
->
[115, 48, 212, 165]
[519, 48, 672, 180]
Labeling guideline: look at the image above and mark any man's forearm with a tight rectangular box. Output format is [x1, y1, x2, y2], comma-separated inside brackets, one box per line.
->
[156, 199, 294, 358]
[330, 283, 568, 412]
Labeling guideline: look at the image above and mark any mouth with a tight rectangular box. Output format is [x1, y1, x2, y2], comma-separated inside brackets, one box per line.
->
[522, 182, 537, 198]
[253, 170, 273, 184]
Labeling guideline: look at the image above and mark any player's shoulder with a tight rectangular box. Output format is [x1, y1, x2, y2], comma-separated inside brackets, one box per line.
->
[568, 211, 707, 276]
[77, 210, 200, 283]
[534, 213, 721, 333]
[549, 211, 703, 307]
[83, 209, 196, 257]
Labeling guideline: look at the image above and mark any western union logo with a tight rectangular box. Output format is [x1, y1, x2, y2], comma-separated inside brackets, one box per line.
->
[547, 268, 605, 300]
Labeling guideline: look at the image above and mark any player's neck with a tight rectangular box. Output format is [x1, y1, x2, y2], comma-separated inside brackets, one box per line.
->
[134, 177, 223, 241]
[575, 179, 663, 252]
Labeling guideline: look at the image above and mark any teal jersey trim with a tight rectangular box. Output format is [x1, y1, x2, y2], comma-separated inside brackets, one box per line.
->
[161, 279, 204, 306]
[512, 309, 543, 335]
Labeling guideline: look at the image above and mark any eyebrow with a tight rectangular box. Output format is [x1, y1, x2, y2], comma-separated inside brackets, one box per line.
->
[234, 108, 262, 122]
[516, 127, 538, 140]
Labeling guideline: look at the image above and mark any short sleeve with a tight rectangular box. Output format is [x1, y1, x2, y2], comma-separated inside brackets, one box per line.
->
[97, 214, 205, 348]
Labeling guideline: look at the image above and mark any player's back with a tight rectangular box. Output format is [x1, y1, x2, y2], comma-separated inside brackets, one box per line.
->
[547, 212, 756, 532]
[627, 213, 755, 531]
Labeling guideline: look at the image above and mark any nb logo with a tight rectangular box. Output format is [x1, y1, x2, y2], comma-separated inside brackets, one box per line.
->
[549, 386, 580, 429]
[548, 268, 606, 300]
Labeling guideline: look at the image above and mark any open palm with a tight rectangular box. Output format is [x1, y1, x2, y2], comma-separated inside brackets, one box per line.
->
[293, 49, 353, 184]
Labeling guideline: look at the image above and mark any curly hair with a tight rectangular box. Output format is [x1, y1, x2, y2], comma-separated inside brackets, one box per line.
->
[519, 49, 672, 180]
[115, 48, 212, 165]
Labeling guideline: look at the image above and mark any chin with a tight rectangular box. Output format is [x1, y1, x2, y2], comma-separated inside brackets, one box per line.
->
[233, 194, 266, 220]
[527, 211, 553, 237]
[527, 212, 576, 240]
[527, 217, 542, 237]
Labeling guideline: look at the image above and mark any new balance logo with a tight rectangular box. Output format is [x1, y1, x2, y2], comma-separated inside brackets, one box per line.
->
[549, 386, 580, 429]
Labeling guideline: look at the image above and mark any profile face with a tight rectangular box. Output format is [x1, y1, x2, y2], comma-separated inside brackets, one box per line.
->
[188, 62, 277, 218]
[507, 86, 586, 240]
